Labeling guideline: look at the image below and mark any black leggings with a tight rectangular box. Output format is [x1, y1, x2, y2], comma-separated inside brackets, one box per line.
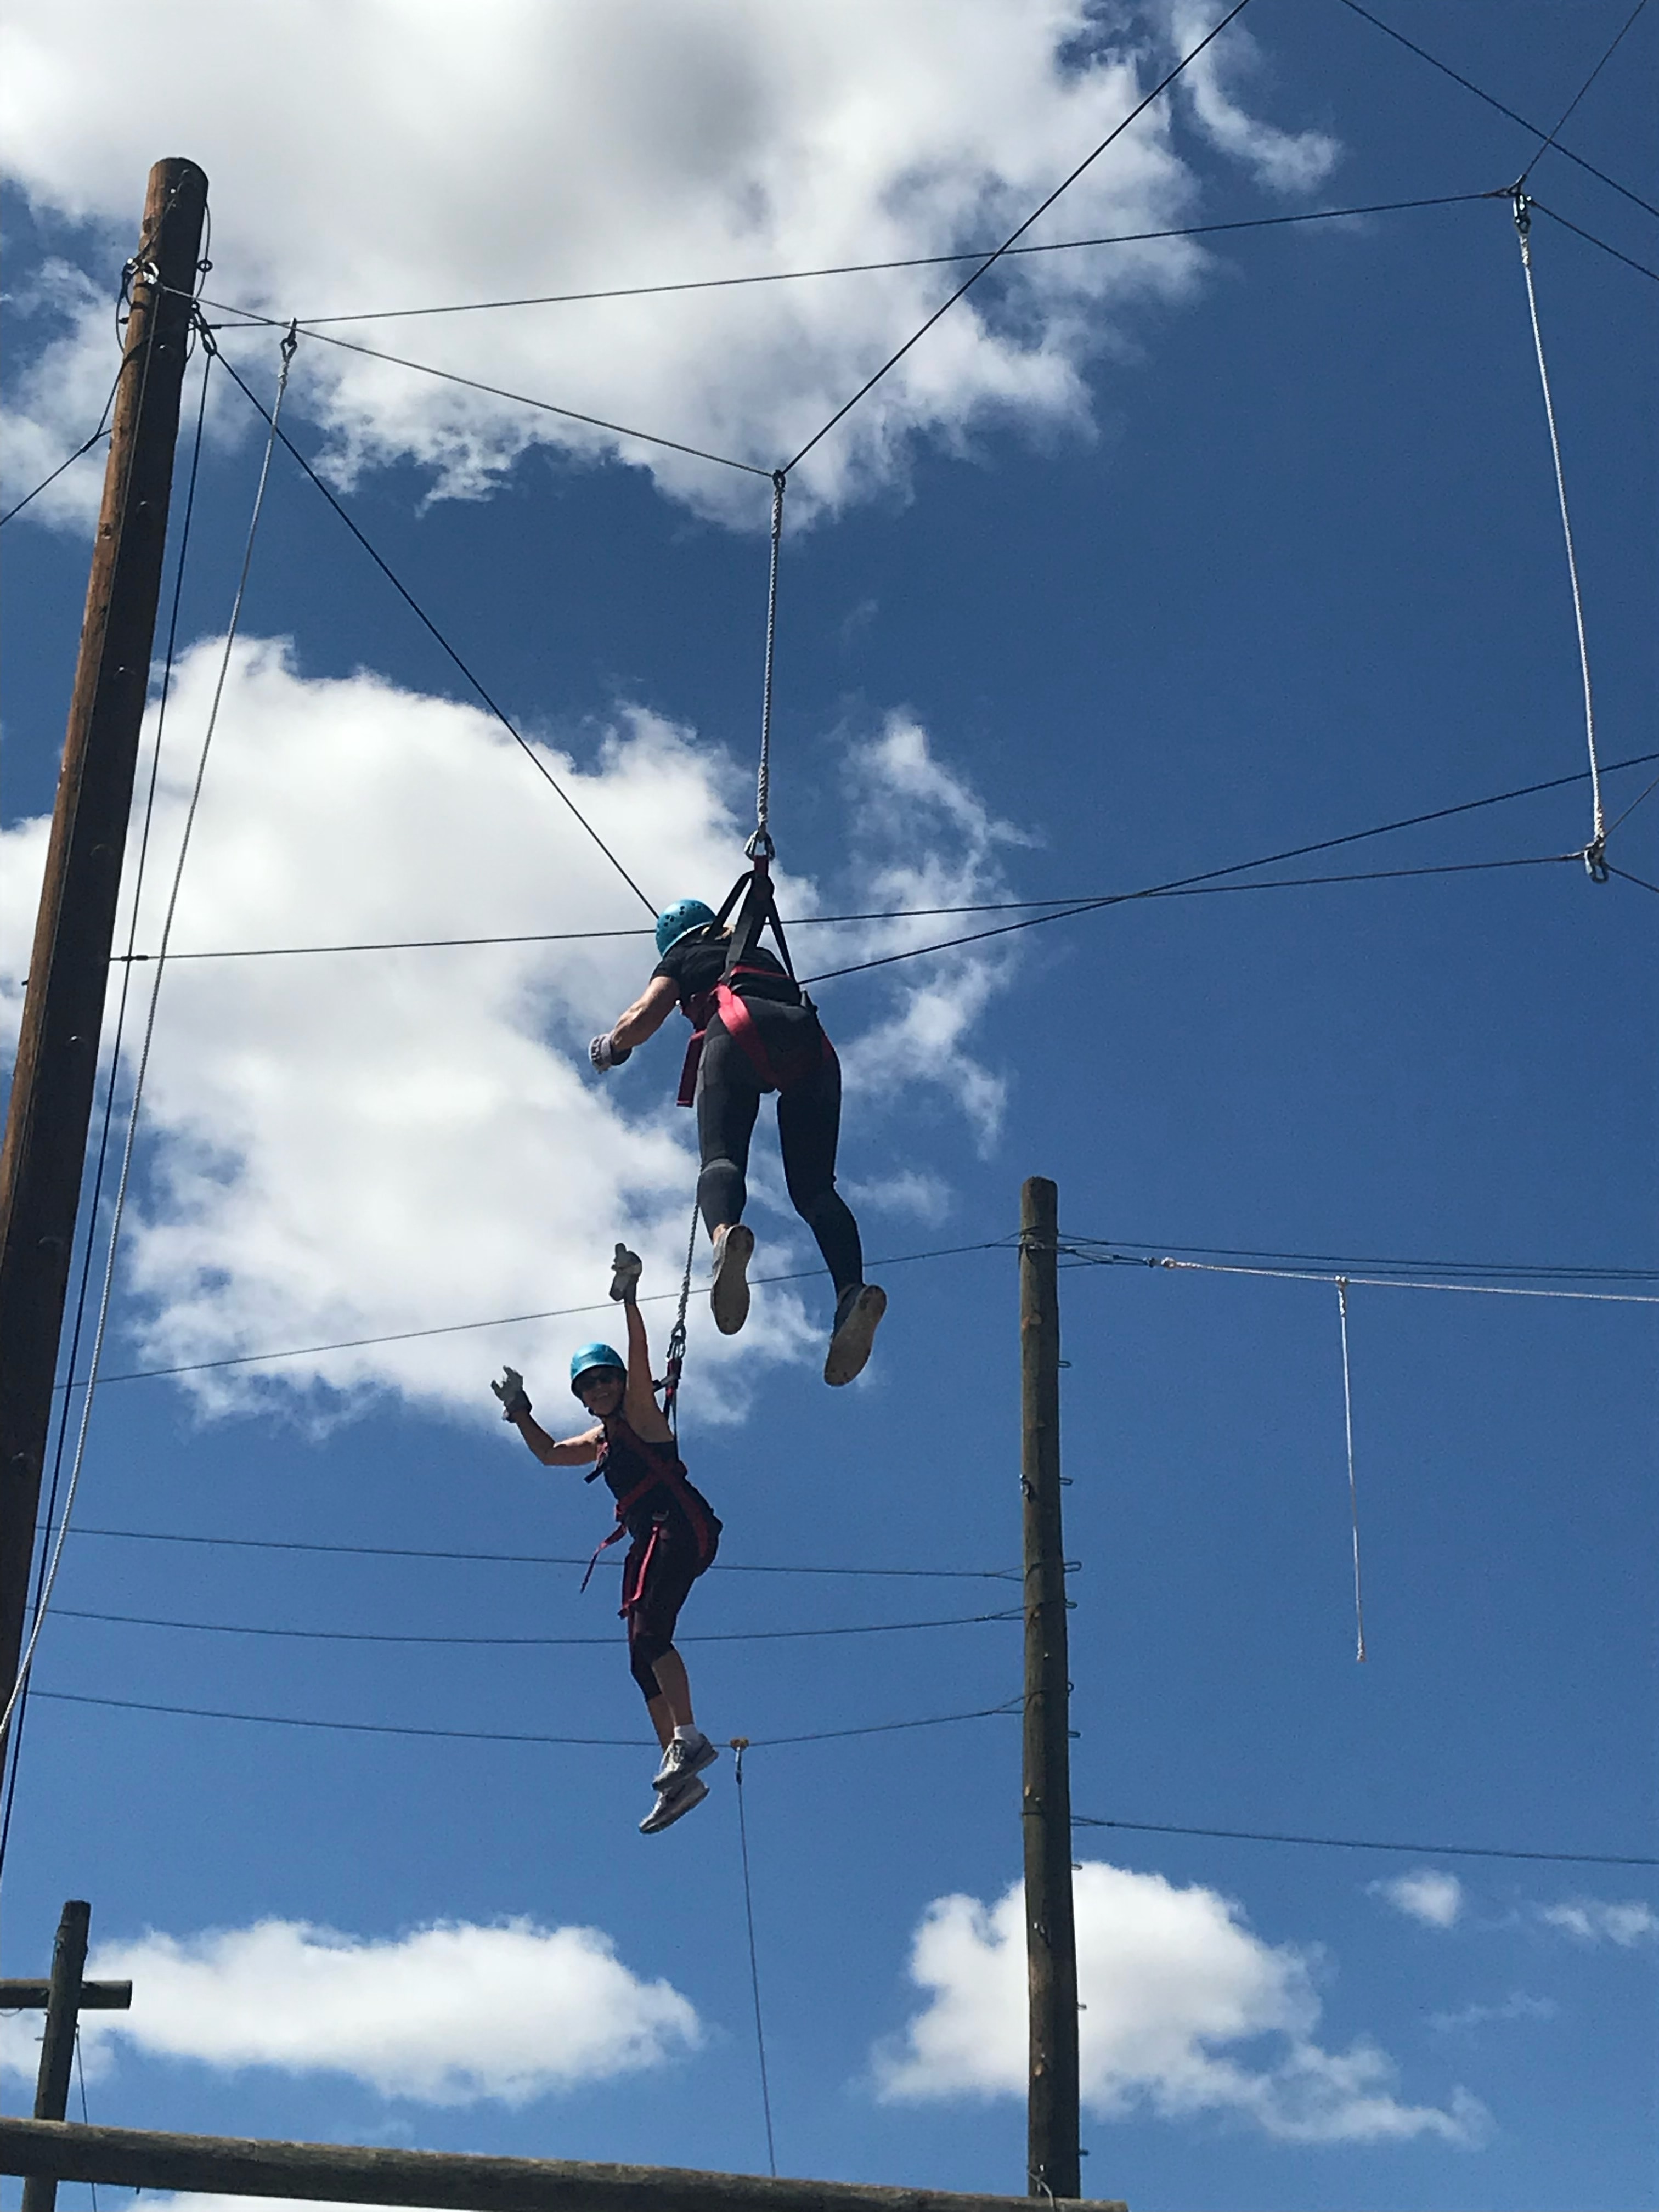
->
[624, 1514, 716, 1701]
[695, 1003, 864, 1298]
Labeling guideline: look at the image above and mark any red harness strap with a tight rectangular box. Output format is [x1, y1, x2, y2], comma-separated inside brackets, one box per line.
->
[676, 970, 832, 1107]
[580, 1429, 718, 1613]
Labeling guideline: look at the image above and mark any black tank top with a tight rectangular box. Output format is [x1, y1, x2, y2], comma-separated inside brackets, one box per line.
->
[594, 1418, 720, 1543]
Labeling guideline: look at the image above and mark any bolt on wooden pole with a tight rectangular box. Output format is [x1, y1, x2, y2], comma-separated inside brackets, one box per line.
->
[1020, 1176, 1080, 2200]
[22, 1900, 92, 2212]
[0, 159, 208, 1753]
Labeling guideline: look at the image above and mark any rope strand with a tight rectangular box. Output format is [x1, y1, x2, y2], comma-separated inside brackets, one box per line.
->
[730, 1740, 778, 2176]
[751, 472, 786, 858]
[1511, 194, 1606, 875]
[1336, 1280, 1367, 1664]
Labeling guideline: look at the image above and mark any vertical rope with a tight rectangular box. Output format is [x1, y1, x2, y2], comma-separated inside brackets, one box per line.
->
[749, 471, 787, 861]
[0, 324, 298, 1743]
[662, 1195, 702, 1434]
[74, 2025, 99, 2211]
[1511, 193, 1606, 878]
[730, 1738, 777, 2176]
[1336, 1279, 1367, 1664]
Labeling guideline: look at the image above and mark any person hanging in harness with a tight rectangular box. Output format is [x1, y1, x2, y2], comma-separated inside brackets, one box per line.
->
[491, 1245, 722, 1836]
[589, 895, 886, 1386]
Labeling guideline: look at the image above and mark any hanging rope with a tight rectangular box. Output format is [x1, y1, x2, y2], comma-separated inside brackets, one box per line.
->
[729, 1738, 778, 2176]
[1336, 1280, 1367, 1664]
[0, 324, 297, 1746]
[1511, 193, 1606, 879]
[661, 1197, 701, 1433]
[750, 471, 787, 862]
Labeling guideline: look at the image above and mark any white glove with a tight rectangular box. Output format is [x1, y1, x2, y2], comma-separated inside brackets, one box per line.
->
[492, 1364, 531, 1420]
[589, 1033, 632, 1073]
[609, 1243, 643, 1304]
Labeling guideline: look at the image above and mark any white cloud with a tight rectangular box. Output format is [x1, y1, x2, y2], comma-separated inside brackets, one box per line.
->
[1537, 1898, 1659, 1948]
[0, 637, 1017, 1416]
[1, 2, 1337, 528]
[0, 1917, 699, 2103]
[1429, 1991, 1556, 2035]
[876, 1862, 1486, 2146]
[1171, 4, 1340, 193]
[1373, 1870, 1465, 1931]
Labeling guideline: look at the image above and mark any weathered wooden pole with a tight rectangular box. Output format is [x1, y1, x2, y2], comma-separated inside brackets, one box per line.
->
[21, 1900, 92, 2212]
[1020, 1176, 1080, 2200]
[0, 159, 208, 1746]
[0, 2119, 1131, 2212]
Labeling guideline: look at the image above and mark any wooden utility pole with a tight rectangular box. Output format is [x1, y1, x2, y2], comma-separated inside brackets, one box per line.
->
[0, 159, 207, 1745]
[0, 1899, 132, 2209]
[1020, 1176, 1080, 2201]
[0, 2119, 1129, 2212]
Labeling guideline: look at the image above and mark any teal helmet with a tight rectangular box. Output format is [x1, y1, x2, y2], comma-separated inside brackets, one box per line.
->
[569, 1341, 627, 1397]
[656, 899, 716, 960]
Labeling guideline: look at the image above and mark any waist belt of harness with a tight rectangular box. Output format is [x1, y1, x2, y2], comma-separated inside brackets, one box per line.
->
[676, 972, 832, 1107]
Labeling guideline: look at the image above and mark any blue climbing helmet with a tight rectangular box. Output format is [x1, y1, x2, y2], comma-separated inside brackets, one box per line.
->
[656, 898, 716, 960]
[569, 1341, 627, 1397]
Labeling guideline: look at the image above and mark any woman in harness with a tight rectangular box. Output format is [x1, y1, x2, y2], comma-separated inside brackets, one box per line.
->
[589, 899, 887, 1387]
[492, 1246, 721, 1836]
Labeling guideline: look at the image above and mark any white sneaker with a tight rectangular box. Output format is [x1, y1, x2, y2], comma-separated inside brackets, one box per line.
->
[640, 1775, 709, 1833]
[710, 1224, 754, 1335]
[825, 1283, 887, 1386]
[653, 1732, 718, 1794]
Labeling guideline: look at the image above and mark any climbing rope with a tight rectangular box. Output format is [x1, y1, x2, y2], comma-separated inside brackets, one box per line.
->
[1511, 193, 1606, 879]
[661, 1197, 701, 1434]
[0, 324, 297, 1746]
[1336, 1280, 1367, 1664]
[751, 471, 787, 861]
[730, 1738, 778, 2176]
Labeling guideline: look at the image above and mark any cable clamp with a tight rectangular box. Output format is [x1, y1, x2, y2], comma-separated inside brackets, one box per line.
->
[1582, 837, 1609, 883]
[280, 318, 300, 366]
[744, 827, 775, 863]
[1511, 188, 1533, 240]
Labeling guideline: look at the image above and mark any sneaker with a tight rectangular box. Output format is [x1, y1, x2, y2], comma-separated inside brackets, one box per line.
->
[709, 1224, 755, 1335]
[640, 1774, 709, 1833]
[825, 1283, 887, 1387]
[652, 1732, 718, 1795]
[608, 1242, 642, 1304]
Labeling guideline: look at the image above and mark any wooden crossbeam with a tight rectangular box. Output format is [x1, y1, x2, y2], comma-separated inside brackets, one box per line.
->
[0, 2119, 1126, 2212]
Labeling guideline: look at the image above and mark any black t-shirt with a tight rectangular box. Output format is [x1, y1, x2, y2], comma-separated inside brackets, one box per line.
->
[652, 926, 800, 1013]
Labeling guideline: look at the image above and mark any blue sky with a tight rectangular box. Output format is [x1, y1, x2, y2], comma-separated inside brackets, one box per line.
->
[1, 4, 1654, 2209]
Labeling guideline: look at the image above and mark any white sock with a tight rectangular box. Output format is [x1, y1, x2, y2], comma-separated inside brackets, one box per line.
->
[674, 1723, 701, 1744]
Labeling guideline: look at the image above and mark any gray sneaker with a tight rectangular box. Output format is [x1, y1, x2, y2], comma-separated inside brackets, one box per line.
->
[825, 1283, 887, 1386]
[640, 1775, 709, 1833]
[710, 1224, 754, 1335]
[653, 1733, 719, 1794]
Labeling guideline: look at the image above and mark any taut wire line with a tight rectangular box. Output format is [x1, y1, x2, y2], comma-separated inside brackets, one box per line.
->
[208, 329, 657, 915]
[784, 0, 1258, 471]
[1515, 0, 1652, 191]
[1336, 1280, 1367, 1663]
[1072, 1814, 1658, 1867]
[0, 325, 297, 1746]
[1526, 198, 1659, 284]
[1512, 194, 1605, 874]
[1066, 1252, 1659, 1304]
[730, 1741, 778, 2177]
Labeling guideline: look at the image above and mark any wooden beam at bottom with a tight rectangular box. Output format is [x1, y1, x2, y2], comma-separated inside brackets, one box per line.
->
[0, 2120, 1127, 2212]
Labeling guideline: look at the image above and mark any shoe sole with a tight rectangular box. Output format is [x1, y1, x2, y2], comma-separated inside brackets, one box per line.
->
[652, 1739, 720, 1793]
[640, 1775, 709, 1833]
[710, 1226, 754, 1336]
[825, 1284, 887, 1387]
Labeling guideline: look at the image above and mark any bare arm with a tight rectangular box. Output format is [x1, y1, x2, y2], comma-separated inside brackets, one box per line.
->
[507, 1409, 603, 1467]
[610, 974, 679, 1052]
[620, 1296, 674, 1444]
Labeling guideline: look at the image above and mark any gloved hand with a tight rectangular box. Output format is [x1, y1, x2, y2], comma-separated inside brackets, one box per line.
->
[589, 1033, 632, 1074]
[609, 1243, 643, 1304]
[492, 1364, 531, 1420]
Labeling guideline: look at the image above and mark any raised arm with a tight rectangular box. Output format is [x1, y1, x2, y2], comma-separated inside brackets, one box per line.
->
[507, 1407, 604, 1467]
[610, 974, 679, 1052]
[620, 1291, 674, 1443]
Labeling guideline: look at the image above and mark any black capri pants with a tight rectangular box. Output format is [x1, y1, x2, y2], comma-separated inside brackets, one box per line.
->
[695, 1000, 864, 1298]
[624, 1512, 718, 1700]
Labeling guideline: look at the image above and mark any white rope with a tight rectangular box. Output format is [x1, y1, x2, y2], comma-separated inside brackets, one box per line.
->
[1148, 1258, 1658, 1305]
[1336, 1280, 1367, 1664]
[1513, 194, 1606, 877]
[749, 471, 786, 859]
[0, 326, 298, 1741]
